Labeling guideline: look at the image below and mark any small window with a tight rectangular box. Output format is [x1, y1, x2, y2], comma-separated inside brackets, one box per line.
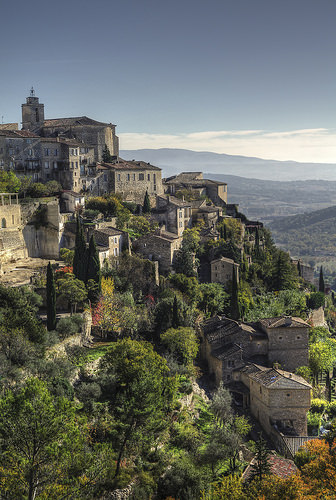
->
[133, 173, 136, 181]
[278, 336, 283, 340]
[44, 148, 50, 156]
[12, 215, 14, 224]
[127, 174, 130, 181]
[44, 161, 49, 169]
[54, 149, 58, 156]
[118, 174, 121, 181]
[287, 393, 291, 397]
[148, 173, 150, 181]
[1, 218, 6, 228]
[260, 387, 262, 394]
[296, 336, 301, 340]
[139, 173, 144, 181]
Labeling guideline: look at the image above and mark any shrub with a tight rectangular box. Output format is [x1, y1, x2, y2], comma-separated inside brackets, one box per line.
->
[310, 398, 328, 414]
[56, 315, 83, 340]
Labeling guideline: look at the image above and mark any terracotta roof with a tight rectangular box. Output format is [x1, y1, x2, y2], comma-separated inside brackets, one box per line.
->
[258, 317, 309, 329]
[0, 129, 39, 138]
[243, 453, 298, 482]
[43, 116, 115, 127]
[202, 317, 242, 343]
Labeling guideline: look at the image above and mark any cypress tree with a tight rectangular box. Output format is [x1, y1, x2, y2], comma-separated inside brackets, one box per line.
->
[297, 260, 301, 277]
[319, 266, 325, 293]
[73, 217, 87, 282]
[223, 223, 227, 240]
[230, 266, 240, 321]
[86, 235, 101, 291]
[143, 190, 151, 214]
[102, 144, 113, 163]
[46, 262, 56, 331]
[250, 434, 271, 482]
[172, 295, 179, 329]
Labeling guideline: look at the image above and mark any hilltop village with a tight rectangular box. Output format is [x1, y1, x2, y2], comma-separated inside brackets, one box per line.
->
[0, 91, 335, 499]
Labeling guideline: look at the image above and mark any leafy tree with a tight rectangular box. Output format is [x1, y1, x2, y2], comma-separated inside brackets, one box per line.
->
[161, 327, 199, 369]
[46, 262, 56, 331]
[59, 247, 74, 266]
[143, 190, 151, 213]
[0, 378, 85, 499]
[73, 217, 87, 282]
[99, 339, 177, 478]
[58, 273, 88, 314]
[102, 144, 113, 162]
[319, 266, 325, 293]
[91, 276, 120, 337]
[272, 250, 298, 291]
[0, 170, 21, 192]
[201, 475, 246, 500]
[127, 214, 158, 239]
[198, 283, 230, 317]
[308, 291, 325, 310]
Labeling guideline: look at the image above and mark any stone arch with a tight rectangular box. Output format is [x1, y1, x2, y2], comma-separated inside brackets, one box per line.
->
[1, 218, 6, 228]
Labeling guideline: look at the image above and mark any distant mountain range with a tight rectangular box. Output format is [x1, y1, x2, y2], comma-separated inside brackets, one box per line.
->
[120, 148, 336, 181]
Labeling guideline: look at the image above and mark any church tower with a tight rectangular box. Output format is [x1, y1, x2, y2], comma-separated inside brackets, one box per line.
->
[21, 87, 45, 132]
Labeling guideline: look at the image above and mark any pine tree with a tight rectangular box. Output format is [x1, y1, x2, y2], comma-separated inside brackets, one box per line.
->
[46, 262, 56, 331]
[319, 266, 325, 293]
[86, 235, 101, 292]
[250, 434, 271, 481]
[73, 217, 87, 282]
[143, 190, 151, 214]
[172, 295, 179, 329]
[230, 266, 240, 320]
[102, 144, 113, 163]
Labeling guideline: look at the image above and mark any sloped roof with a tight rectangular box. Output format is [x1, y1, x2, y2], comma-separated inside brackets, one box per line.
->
[248, 364, 312, 389]
[242, 453, 298, 481]
[258, 317, 309, 329]
[43, 116, 115, 127]
[99, 160, 161, 172]
[0, 129, 39, 138]
[94, 227, 122, 237]
[211, 342, 242, 360]
[210, 256, 238, 266]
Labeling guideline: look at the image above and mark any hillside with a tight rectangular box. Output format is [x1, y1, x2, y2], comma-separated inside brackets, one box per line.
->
[120, 148, 336, 181]
[267, 206, 336, 283]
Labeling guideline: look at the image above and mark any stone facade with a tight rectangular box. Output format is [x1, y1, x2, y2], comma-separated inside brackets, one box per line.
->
[93, 227, 123, 265]
[152, 195, 192, 236]
[133, 228, 182, 273]
[88, 161, 163, 202]
[234, 364, 311, 436]
[210, 256, 240, 285]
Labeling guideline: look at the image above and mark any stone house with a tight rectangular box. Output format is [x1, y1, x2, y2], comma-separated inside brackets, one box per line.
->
[91, 227, 123, 266]
[210, 256, 240, 286]
[200, 315, 309, 383]
[258, 317, 309, 373]
[163, 171, 228, 206]
[152, 195, 192, 236]
[60, 191, 85, 213]
[88, 160, 163, 203]
[0, 193, 27, 266]
[233, 364, 311, 436]
[133, 228, 182, 273]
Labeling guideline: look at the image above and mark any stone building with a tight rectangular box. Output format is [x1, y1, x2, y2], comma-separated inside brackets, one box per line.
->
[93, 227, 124, 265]
[88, 160, 163, 202]
[133, 228, 182, 273]
[234, 364, 311, 436]
[200, 315, 309, 383]
[210, 256, 240, 286]
[21, 88, 119, 161]
[152, 195, 192, 236]
[164, 172, 228, 206]
[0, 193, 27, 265]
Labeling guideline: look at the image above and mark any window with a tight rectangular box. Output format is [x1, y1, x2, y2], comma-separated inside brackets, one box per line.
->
[139, 173, 144, 181]
[117, 174, 121, 181]
[127, 174, 130, 181]
[75, 162, 78, 168]
[133, 174, 136, 181]
[1, 218, 6, 228]
[104, 174, 108, 181]
[153, 174, 156, 182]
[28, 149, 32, 156]
[71, 162, 74, 169]
[114, 237, 118, 243]
[296, 336, 301, 340]
[278, 336, 283, 340]
[114, 248, 118, 256]
[260, 387, 262, 394]
[12, 215, 15, 224]
[54, 149, 58, 156]
[53, 162, 58, 170]
[179, 211, 183, 218]
[148, 173, 150, 181]
[44, 148, 50, 156]
[44, 161, 49, 169]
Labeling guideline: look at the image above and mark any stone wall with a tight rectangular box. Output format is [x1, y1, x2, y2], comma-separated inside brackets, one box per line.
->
[266, 326, 309, 372]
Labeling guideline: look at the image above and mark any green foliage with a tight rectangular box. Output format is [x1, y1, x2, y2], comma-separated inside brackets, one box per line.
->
[0, 170, 20, 192]
[73, 217, 87, 282]
[127, 214, 158, 239]
[154, 295, 196, 333]
[198, 283, 230, 317]
[272, 249, 298, 291]
[46, 262, 56, 331]
[310, 398, 328, 414]
[102, 143, 114, 162]
[249, 434, 271, 481]
[56, 314, 84, 340]
[245, 289, 307, 321]
[161, 327, 199, 369]
[58, 273, 88, 314]
[307, 291, 325, 310]
[230, 267, 240, 320]
[86, 235, 101, 293]
[143, 190, 151, 213]
[59, 247, 74, 266]
[319, 266, 325, 293]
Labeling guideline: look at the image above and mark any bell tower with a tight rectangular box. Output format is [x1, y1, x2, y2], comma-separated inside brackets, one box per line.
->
[21, 87, 45, 132]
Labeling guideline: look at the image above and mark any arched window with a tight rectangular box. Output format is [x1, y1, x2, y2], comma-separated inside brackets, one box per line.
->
[1, 218, 6, 228]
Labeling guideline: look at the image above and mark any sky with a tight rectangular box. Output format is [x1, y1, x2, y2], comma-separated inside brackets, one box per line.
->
[1, 0, 336, 163]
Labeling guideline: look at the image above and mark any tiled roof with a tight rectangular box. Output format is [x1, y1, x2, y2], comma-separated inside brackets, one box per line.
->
[210, 256, 238, 266]
[211, 342, 242, 360]
[94, 227, 122, 236]
[43, 116, 115, 127]
[157, 195, 191, 207]
[258, 317, 309, 329]
[202, 317, 242, 343]
[0, 129, 39, 138]
[242, 453, 298, 481]
[99, 160, 161, 171]
[248, 364, 312, 389]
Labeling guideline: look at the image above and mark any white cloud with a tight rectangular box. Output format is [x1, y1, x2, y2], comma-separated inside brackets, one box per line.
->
[119, 128, 336, 163]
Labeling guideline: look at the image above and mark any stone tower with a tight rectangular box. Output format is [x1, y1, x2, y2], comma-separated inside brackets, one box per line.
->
[21, 87, 45, 132]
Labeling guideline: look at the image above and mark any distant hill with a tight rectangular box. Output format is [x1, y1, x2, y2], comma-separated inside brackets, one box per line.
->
[267, 206, 336, 259]
[120, 148, 336, 181]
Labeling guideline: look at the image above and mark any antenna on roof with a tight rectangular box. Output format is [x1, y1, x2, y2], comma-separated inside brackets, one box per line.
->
[30, 87, 35, 97]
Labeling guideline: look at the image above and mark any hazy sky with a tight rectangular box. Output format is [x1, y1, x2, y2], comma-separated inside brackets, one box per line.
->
[1, 0, 336, 162]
